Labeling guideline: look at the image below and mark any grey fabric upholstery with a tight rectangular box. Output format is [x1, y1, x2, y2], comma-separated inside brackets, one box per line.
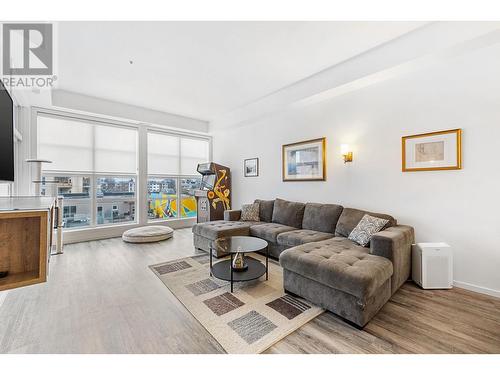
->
[241, 203, 261, 221]
[272, 198, 305, 228]
[283, 270, 391, 327]
[302, 203, 343, 233]
[223, 209, 241, 221]
[249, 222, 296, 243]
[277, 229, 334, 247]
[279, 237, 393, 300]
[191, 220, 252, 240]
[260, 242, 287, 259]
[193, 197, 414, 326]
[371, 225, 414, 294]
[335, 207, 397, 238]
[254, 199, 275, 222]
[193, 233, 212, 253]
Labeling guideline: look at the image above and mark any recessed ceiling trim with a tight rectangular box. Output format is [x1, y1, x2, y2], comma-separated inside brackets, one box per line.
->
[52, 90, 209, 133]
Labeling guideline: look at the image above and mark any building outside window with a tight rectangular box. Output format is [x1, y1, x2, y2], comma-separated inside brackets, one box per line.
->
[41, 175, 92, 228]
[96, 176, 136, 225]
[147, 177, 177, 219]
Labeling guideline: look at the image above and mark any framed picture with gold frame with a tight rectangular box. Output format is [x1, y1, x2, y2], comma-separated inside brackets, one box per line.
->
[402, 129, 462, 172]
[282, 137, 326, 181]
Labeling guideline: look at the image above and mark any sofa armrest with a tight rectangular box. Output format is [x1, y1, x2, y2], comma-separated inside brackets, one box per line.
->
[224, 209, 242, 221]
[370, 225, 415, 294]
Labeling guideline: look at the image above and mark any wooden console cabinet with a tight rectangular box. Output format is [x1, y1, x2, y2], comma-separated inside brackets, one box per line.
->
[0, 197, 55, 291]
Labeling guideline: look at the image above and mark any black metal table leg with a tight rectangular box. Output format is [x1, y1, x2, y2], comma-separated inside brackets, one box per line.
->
[230, 253, 234, 293]
[209, 245, 213, 277]
[266, 246, 269, 280]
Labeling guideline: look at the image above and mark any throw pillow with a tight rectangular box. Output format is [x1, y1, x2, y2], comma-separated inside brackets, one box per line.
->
[348, 214, 389, 247]
[240, 203, 260, 222]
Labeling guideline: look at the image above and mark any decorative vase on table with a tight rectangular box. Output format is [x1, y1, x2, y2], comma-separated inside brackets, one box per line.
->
[232, 251, 248, 272]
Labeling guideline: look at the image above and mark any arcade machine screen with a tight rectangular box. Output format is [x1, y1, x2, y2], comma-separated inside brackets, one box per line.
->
[201, 174, 215, 190]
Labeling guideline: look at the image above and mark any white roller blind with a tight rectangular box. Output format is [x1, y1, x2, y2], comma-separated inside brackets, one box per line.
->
[38, 115, 138, 174]
[181, 137, 209, 175]
[95, 125, 137, 173]
[147, 132, 179, 175]
[38, 115, 93, 172]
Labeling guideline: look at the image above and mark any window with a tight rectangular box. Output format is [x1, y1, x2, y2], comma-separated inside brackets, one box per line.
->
[35, 109, 211, 235]
[180, 177, 201, 218]
[96, 176, 136, 225]
[41, 175, 92, 228]
[147, 177, 177, 220]
[147, 131, 209, 221]
[37, 113, 138, 229]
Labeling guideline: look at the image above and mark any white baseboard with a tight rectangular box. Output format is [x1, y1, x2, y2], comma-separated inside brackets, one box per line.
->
[453, 280, 500, 299]
[63, 218, 196, 244]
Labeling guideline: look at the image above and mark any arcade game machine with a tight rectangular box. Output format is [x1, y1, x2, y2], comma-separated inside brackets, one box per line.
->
[194, 162, 231, 223]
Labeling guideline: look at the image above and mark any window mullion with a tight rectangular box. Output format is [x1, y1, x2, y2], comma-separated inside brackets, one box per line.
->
[91, 124, 96, 228]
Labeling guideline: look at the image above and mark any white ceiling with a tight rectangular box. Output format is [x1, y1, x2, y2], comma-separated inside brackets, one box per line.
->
[56, 21, 426, 121]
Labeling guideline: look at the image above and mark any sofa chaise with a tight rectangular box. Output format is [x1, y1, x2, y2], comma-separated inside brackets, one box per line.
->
[192, 198, 414, 327]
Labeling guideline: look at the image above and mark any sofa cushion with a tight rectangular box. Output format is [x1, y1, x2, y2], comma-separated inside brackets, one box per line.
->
[240, 203, 260, 221]
[277, 229, 334, 247]
[249, 222, 296, 243]
[302, 203, 343, 233]
[335, 207, 396, 238]
[348, 214, 389, 247]
[192, 220, 252, 240]
[279, 237, 393, 299]
[272, 198, 305, 228]
[254, 199, 275, 222]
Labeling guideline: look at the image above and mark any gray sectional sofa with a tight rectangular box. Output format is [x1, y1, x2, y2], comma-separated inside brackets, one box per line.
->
[192, 198, 414, 327]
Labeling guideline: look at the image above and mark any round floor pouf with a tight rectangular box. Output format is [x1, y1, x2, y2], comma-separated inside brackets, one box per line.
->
[122, 226, 174, 243]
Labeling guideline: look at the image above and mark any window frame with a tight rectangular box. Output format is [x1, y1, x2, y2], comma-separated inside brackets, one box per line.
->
[32, 107, 211, 235]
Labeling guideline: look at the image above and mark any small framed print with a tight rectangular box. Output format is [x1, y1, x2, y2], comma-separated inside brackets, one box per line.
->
[402, 129, 462, 172]
[244, 158, 259, 177]
[282, 137, 326, 181]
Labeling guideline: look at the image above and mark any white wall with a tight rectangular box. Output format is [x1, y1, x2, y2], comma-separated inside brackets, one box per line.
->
[213, 42, 500, 297]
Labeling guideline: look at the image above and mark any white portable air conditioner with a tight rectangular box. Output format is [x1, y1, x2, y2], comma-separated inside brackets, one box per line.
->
[412, 243, 453, 289]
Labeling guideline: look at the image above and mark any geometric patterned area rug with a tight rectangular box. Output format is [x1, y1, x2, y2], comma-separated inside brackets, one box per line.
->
[149, 253, 324, 354]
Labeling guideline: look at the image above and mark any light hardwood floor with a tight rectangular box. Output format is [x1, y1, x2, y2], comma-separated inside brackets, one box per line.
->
[0, 228, 499, 354]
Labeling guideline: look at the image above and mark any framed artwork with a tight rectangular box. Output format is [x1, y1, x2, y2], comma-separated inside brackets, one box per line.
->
[244, 158, 259, 177]
[402, 129, 462, 172]
[282, 137, 326, 181]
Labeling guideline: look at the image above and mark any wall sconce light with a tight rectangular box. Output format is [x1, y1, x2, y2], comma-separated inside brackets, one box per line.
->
[341, 144, 353, 163]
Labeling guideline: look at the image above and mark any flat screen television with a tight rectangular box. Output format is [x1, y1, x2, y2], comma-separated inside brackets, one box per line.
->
[0, 81, 14, 182]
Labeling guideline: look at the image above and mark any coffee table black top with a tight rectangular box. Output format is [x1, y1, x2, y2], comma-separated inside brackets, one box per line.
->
[214, 236, 268, 254]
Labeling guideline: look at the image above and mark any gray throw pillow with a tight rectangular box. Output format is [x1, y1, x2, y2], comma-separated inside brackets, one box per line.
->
[348, 214, 389, 247]
[240, 203, 260, 222]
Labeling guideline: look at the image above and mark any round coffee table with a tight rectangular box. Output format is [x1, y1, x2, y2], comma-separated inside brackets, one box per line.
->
[210, 236, 269, 293]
